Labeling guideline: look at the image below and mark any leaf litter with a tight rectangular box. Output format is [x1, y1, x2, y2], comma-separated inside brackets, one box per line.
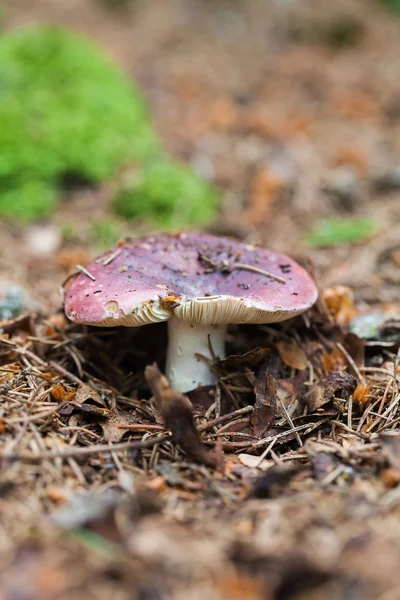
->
[4, 1, 400, 597]
[1, 277, 400, 599]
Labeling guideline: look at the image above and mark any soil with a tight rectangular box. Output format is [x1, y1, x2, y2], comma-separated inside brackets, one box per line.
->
[2, 1, 400, 599]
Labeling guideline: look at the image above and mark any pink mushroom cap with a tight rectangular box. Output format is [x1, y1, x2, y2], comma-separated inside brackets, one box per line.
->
[64, 232, 318, 327]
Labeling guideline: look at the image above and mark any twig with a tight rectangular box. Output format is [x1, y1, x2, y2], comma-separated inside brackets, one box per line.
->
[0, 433, 171, 463]
[103, 249, 122, 266]
[5, 404, 64, 424]
[76, 264, 96, 281]
[277, 396, 303, 447]
[232, 263, 286, 284]
[117, 424, 164, 432]
[197, 406, 253, 432]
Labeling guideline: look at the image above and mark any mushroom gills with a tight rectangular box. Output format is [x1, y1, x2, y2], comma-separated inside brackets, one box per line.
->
[166, 315, 227, 392]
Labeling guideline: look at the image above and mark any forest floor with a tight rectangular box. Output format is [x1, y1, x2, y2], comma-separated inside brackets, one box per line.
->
[2, 1, 400, 599]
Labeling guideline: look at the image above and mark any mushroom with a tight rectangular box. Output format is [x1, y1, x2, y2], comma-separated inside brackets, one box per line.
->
[64, 233, 318, 392]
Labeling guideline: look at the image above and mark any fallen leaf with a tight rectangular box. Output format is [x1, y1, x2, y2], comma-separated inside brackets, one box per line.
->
[306, 371, 357, 411]
[74, 384, 107, 407]
[276, 378, 301, 417]
[57, 383, 109, 416]
[322, 348, 347, 373]
[218, 347, 269, 370]
[381, 468, 400, 488]
[187, 385, 216, 415]
[100, 411, 141, 443]
[251, 366, 277, 438]
[51, 383, 76, 403]
[276, 340, 308, 370]
[353, 384, 370, 405]
[145, 363, 221, 469]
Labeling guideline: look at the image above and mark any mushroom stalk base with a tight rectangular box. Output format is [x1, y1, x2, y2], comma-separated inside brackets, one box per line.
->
[166, 316, 227, 393]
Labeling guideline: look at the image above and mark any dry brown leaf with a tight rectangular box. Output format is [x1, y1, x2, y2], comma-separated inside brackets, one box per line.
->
[306, 371, 357, 411]
[74, 384, 107, 408]
[276, 379, 300, 417]
[353, 384, 370, 406]
[145, 363, 221, 469]
[218, 347, 269, 370]
[0, 364, 20, 385]
[321, 348, 346, 373]
[251, 368, 277, 438]
[100, 411, 140, 443]
[57, 383, 109, 416]
[276, 340, 308, 370]
[381, 468, 400, 488]
[323, 285, 356, 326]
[50, 383, 76, 403]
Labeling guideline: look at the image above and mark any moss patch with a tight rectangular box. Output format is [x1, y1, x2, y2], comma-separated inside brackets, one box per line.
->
[0, 25, 219, 226]
[113, 161, 219, 229]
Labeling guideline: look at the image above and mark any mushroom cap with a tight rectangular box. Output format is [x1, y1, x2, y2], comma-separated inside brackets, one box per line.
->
[64, 233, 318, 326]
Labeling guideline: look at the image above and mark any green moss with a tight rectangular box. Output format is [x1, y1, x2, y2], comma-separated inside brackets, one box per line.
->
[379, 0, 400, 15]
[306, 217, 376, 248]
[0, 25, 159, 220]
[113, 160, 219, 228]
[0, 25, 219, 226]
[0, 179, 57, 221]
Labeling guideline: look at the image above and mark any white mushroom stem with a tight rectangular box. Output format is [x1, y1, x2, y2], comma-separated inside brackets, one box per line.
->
[166, 315, 227, 393]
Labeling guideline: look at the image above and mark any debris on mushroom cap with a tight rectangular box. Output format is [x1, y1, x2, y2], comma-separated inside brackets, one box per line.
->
[63, 233, 318, 326]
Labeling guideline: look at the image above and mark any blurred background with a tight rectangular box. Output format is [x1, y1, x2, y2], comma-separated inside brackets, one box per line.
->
[1, 0, 400, 317]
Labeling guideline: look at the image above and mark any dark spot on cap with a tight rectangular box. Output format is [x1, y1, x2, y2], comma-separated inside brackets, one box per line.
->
[280, 264, 292, 274]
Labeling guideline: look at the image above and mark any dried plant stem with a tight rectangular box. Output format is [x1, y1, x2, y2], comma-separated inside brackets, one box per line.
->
[1, 433, 172, 463]
[232, 264, 286, 284]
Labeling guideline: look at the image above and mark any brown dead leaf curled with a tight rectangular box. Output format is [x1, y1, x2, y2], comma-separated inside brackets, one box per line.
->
[306, 371, 357, 411]
[74, 384, 107, 408]
[51, 384, 76, 403]
[323, 285, 356, 326]
[276, 340, 308, 370]
[353, 384, 370, 406]
[100, 411, 140, 443]
[251, 367, 277, 438]
[217, 347, 269, 370]
[145, 363, 220, 469]
[57, 383, 109, 416]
